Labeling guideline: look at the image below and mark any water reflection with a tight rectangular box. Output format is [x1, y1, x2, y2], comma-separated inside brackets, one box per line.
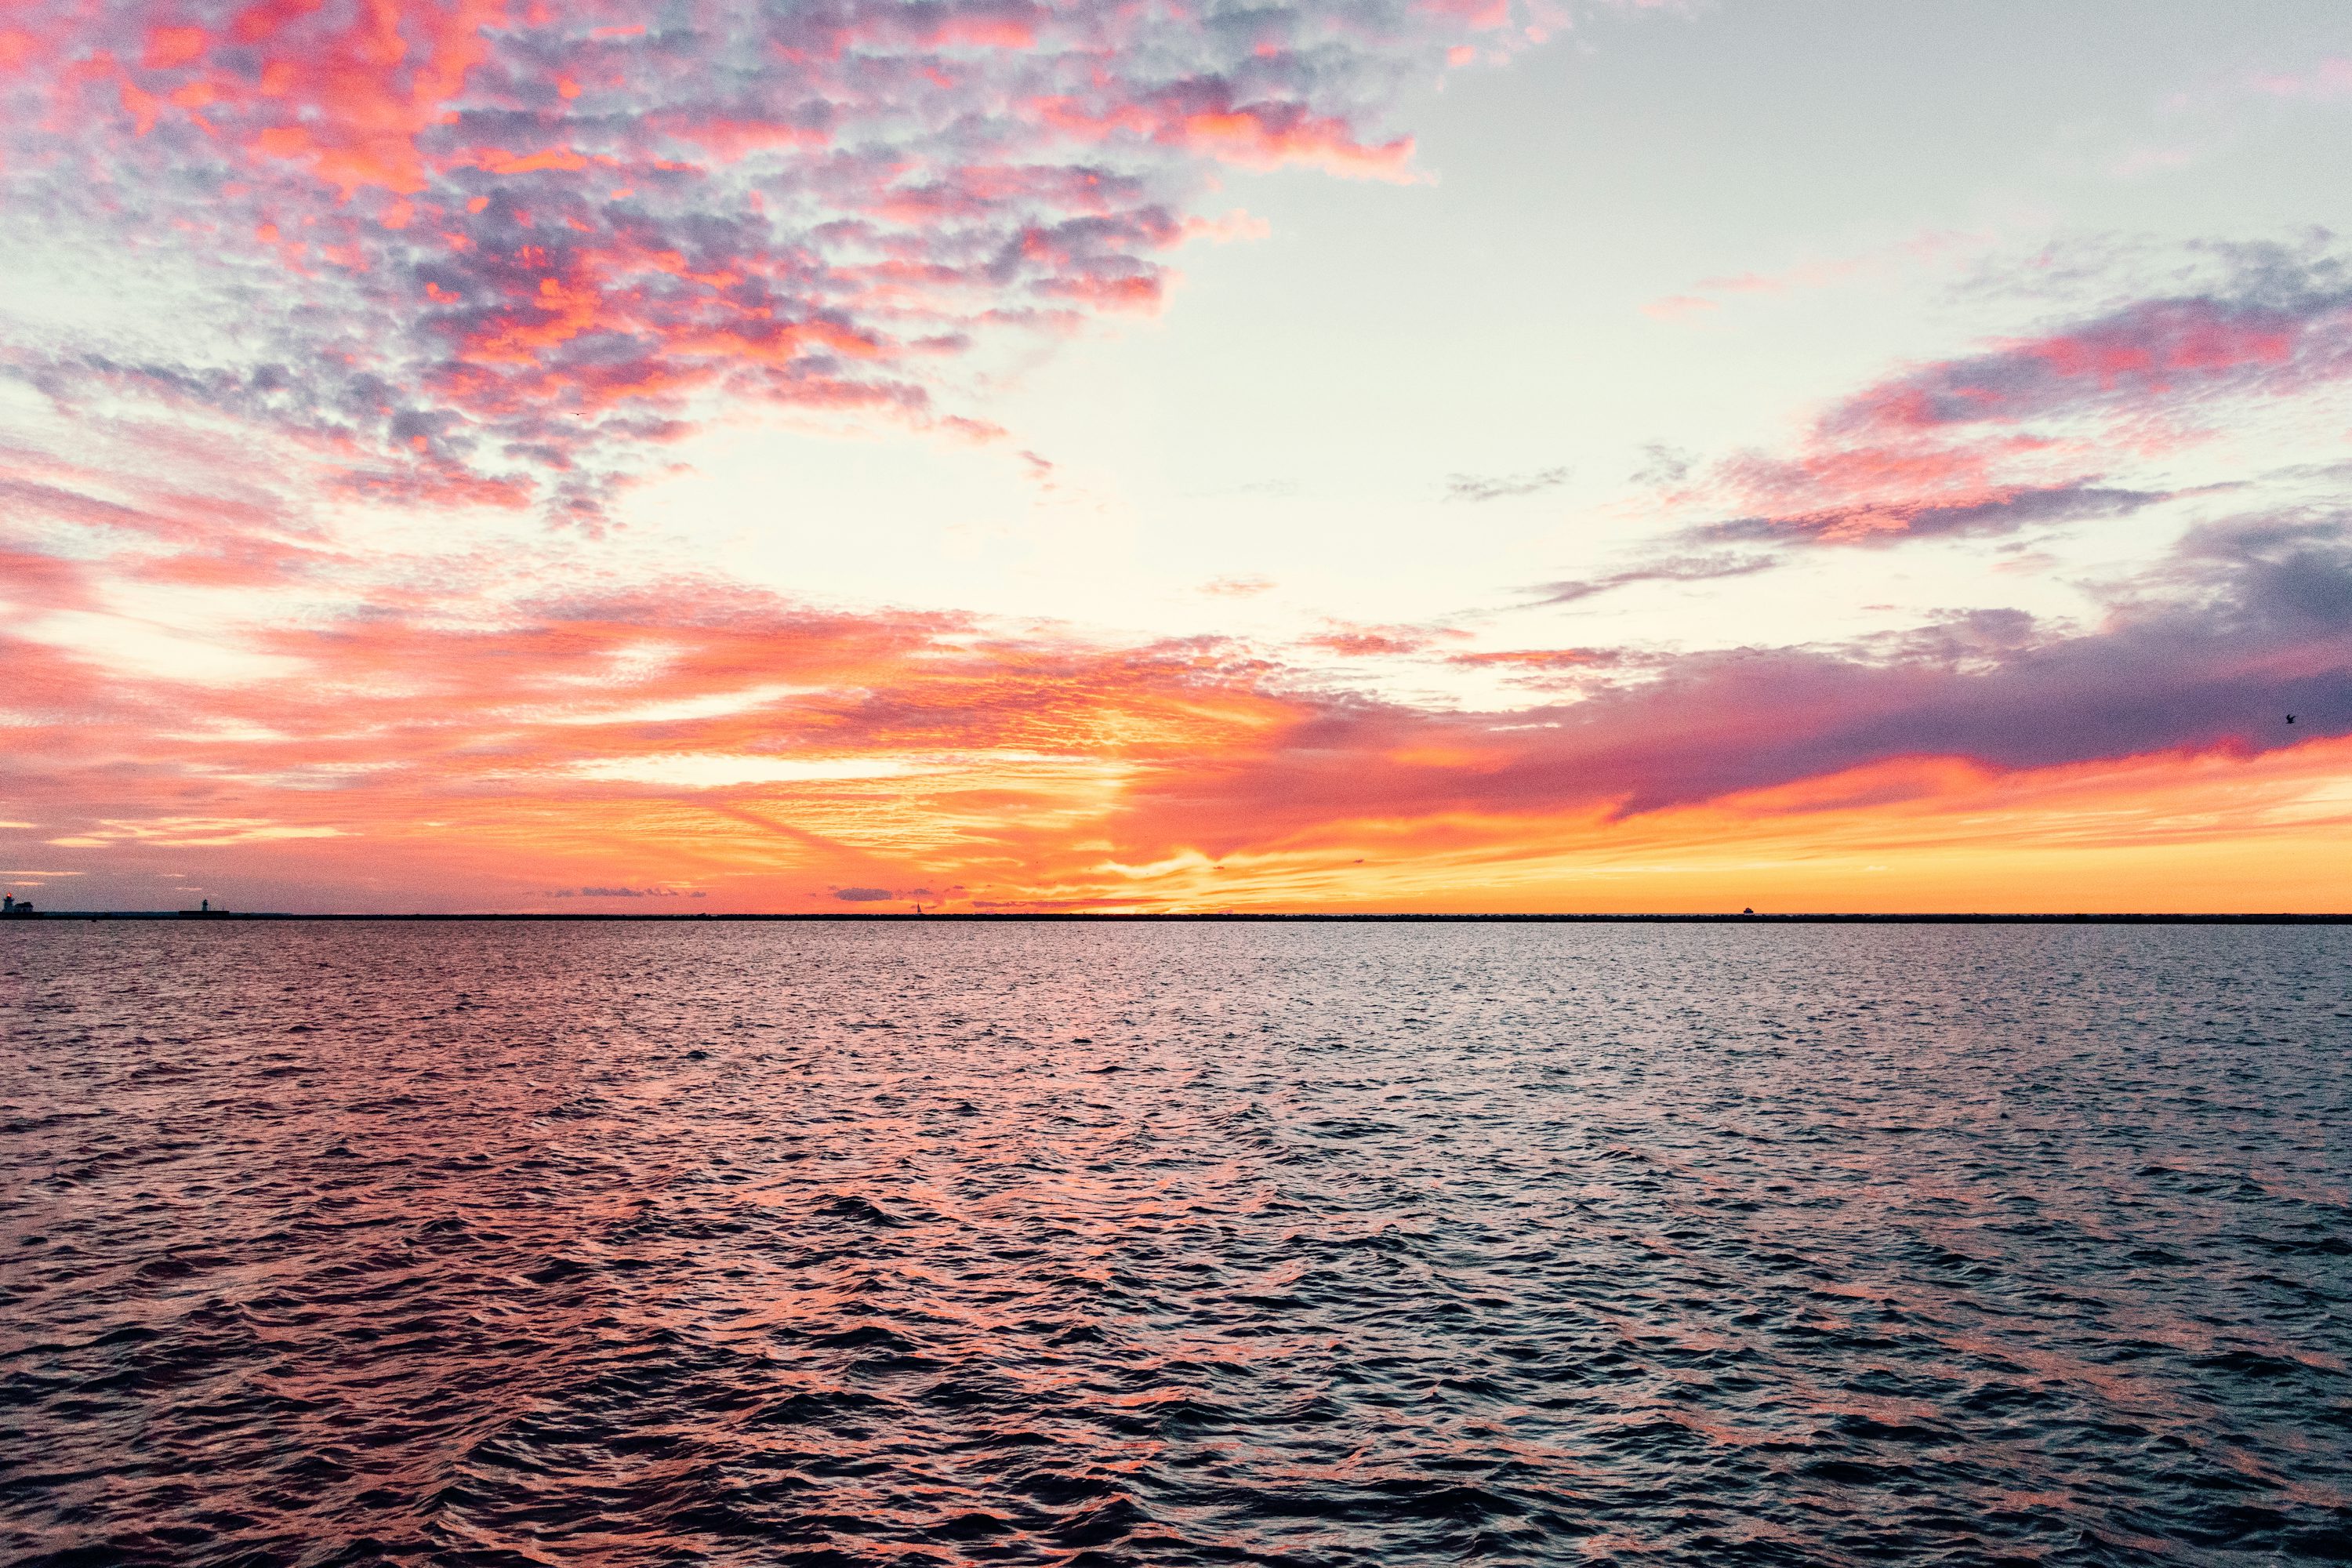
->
[2, 922, 2347, 1563]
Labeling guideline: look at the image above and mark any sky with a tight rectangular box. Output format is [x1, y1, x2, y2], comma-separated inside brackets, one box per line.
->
[3, 0, 2350, 913]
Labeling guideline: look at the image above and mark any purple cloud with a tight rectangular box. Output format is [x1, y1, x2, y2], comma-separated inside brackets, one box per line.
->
[0, 0, 1553, 522]
[1527, 553, 1779, 605]
[1829, 249, 2352, 438]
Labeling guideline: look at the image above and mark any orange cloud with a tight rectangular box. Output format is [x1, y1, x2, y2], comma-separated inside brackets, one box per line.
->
[6, 477, 2348, 915]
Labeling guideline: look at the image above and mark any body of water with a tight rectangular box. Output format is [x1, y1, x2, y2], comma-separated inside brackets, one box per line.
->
[2, 921, 2347, 1564]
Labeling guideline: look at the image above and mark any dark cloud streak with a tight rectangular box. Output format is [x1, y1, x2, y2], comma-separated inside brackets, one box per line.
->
[1699, 481, 2172, 547]
[1445, 465, 1571, 503]
[1526, 553, 1780, 606]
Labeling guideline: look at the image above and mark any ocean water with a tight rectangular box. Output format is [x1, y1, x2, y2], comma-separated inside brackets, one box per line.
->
[2, 921, 2347, 1566]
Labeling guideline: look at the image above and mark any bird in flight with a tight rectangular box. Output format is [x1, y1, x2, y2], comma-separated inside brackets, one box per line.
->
[2286, 713, 2297, 724]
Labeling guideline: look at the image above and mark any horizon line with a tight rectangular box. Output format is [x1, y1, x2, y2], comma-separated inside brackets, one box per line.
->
[5, 911, 2350, 925]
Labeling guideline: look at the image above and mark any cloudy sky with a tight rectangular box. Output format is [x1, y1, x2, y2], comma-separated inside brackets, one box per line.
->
[4, 0, 2350, 912]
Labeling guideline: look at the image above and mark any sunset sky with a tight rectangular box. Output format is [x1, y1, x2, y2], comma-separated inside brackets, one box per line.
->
[4, 0, 2350, 912]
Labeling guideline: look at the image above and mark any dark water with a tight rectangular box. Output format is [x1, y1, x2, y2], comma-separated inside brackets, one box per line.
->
[2, 924, 2348, 1566]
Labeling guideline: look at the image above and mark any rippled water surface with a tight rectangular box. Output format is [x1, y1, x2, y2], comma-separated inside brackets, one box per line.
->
[3, 921, 2349, 1566]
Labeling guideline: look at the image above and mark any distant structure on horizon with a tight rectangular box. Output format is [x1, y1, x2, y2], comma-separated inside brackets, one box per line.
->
[2, 895, 32, 916]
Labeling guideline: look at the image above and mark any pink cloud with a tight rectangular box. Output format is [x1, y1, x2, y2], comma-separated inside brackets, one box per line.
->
[2247, 57, 2352, 100]
[1300, 622, 1467, 657]
[1641, 293, 1719, 322]
[1642, 229, 1992, 322]
[1828, 295, 2330, 437]
[0, 0, 1523, 523]
[1646, 256, 2352, 551]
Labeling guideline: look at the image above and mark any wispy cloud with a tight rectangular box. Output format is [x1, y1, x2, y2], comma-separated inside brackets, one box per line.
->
[1446, 648, 1615, 670]
[1697, 481, 2172, 548]
[554, 884, 704, 898]
[1201, 575, 1276, 597]
[1822, 264, 2352, 437]
[1299, 622, 1468, 657]
[1642, 229, 1991, 322]
[1445, 466, 1571, 503]
[1650, 246, 2352, 551]
[2245, 56, 2352, 101]
[1526, 554, 1777, 605]
[1629, 442, 1695, 486]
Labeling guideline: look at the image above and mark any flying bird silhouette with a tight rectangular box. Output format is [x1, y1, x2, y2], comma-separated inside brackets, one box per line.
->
[2286, 713, 2297, 723]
